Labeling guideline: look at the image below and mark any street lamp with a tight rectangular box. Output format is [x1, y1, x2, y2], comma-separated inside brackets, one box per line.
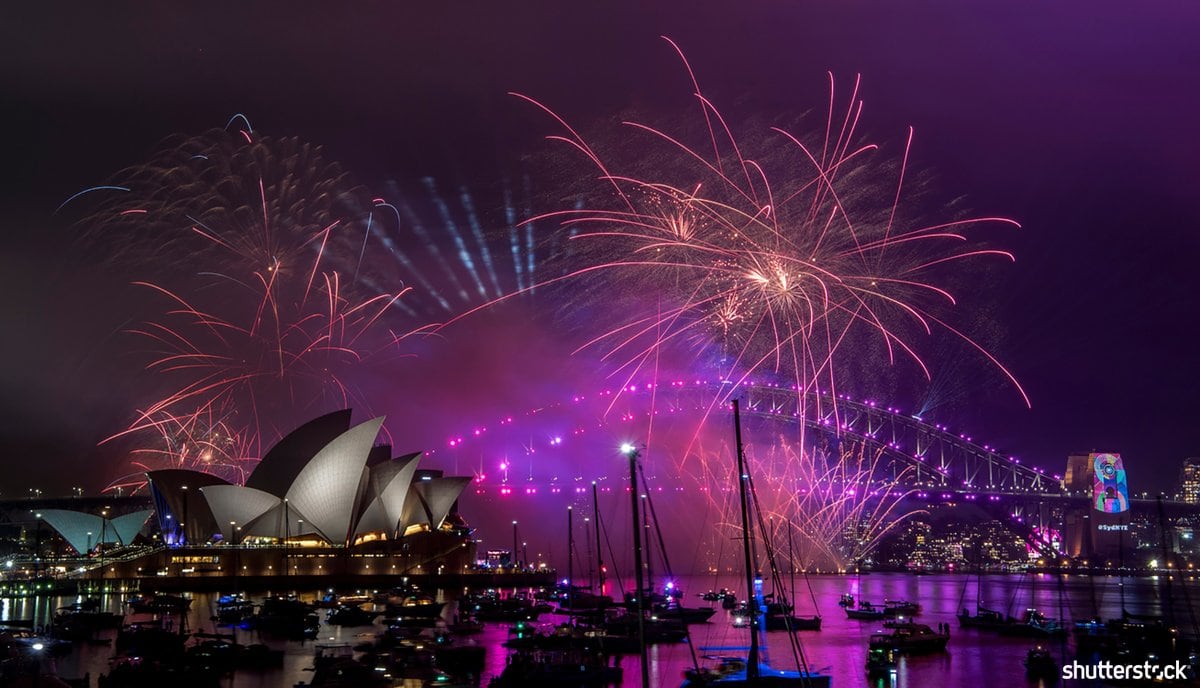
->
[180, 485, 189, 546]
[284, 498, 290, 576]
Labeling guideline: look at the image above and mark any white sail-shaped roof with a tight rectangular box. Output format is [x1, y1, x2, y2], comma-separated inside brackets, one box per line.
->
[400, 483, 428, 531]
[145, 469, 230, 544]
[354, 452, 421, 538]
[414, 477, 472, 530]
[285, 417, 384, 545]
[246, 409, 353, 497]
[38, 509, 106, 554]
[199, 485, 281, 541]
[242, 499, 318, 539]
[108, 510, 153, 545]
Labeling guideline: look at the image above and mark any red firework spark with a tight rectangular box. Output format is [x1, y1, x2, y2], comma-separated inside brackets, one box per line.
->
[80, 125, 428, 488]
[448, 38, 1028, 435]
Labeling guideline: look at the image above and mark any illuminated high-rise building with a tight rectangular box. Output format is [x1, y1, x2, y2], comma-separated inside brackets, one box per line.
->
[1062, 451, 1131, 562]
[1180, 457, 1200, 504]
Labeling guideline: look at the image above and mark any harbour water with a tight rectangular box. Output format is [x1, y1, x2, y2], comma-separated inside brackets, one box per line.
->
[2, 572, 1194, 687]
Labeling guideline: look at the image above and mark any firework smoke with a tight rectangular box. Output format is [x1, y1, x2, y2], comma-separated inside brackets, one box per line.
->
[70, 120, 427, 488]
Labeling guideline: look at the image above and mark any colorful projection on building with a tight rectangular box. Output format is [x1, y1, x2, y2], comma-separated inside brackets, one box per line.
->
[1092, 452, 1129, 514]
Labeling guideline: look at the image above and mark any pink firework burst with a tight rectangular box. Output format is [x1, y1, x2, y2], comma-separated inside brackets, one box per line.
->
[490, 37, 1029, 433]
[78, 122, 428, 488]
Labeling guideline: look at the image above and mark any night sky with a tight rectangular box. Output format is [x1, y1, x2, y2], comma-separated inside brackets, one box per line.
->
[2, 2, 1199, 497]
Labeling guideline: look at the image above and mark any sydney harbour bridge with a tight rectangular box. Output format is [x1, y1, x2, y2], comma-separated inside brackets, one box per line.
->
[429, 379, 1199, 562]
[3, 381, 1196, 567]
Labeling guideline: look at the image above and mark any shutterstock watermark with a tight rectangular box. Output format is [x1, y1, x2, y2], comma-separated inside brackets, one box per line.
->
[1062, 660, 1193, 682]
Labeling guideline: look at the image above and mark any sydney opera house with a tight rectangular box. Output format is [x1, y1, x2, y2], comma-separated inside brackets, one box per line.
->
[58, 410, 479, 583]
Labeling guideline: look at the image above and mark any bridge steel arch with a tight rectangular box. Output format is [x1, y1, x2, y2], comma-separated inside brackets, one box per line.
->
[650, 381, 1059, 495]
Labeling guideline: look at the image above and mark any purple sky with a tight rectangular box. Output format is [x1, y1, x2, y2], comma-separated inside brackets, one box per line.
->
[1, 1, 1199, 496]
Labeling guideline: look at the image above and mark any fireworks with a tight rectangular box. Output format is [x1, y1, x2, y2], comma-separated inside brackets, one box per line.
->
[507, 38, 1028, 425]
[435, 379, 926, 572]
[428, 38, 1026, 568]
[72, 121, 427, 488]
[744, 441, 922, 571]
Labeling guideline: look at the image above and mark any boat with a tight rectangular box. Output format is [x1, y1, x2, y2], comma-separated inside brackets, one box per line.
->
[213, 594, 255, 626]
[957, 605, 1007, 630]
[1024, 646, 1058, 680]
[845, 601, 886, 620]
[488, 642, 623, 687]
[0, 626, 72, 657]
[99, 653, 224, 688]
[327, 604, 380, 626]
[466, 592, 542, 622]
[680, 400, 831, 688]
[684, 655, 831, 688]
[766, 614, 822, 632]
[491, 613, 621, 687]
[997, 608, 1067, 638]
[599, 610, 688, 651]
[558, 507, 616, 613]
[384, 593, 446, 620]
[252, 596, 319, 639]
[449, 614, 484, 635]
[868, 622, 949, 655]
[838, 594, 855, 608]
[882, 600, 920, 616]
[115, 619, 188, 658]
[732, 603, 821, 632]
[865, 646, 897, 677]
[556, 587, 614, 612]
[773, 524, 824, 633]
[701, 589, 735, 603]
[295, 644, 390, 688]
[51, 604, 124, 640]
[184, 632, 285, 672]
[127, 593, 192, 615]
[655, 600, 717, 625]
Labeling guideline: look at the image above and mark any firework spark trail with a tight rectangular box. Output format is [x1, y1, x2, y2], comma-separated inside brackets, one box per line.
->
[70, 124, 429, 486]
[742, 441, 924, 571]
[485, 36, 1031, 448]
[428, 38, 1023, 565]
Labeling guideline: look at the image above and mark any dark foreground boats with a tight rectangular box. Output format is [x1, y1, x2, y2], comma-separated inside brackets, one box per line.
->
[865, 646, 897, 677]
[1024, 646, 1058, 680]
[844, 602, 886, 621]
[681, 400, 830, 688]
[488, 643, 623, 688]
[127, 593, 192, 615]
[846, 600, 919, 621]
[956, 605, 1007, 630]
[868, 622, 949, 655]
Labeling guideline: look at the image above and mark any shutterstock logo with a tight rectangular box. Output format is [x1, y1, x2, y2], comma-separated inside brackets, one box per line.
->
[1062, 660, 1193, 682]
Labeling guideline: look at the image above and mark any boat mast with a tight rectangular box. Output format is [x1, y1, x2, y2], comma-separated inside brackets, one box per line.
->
[643, 495, 654, 595]
[567, 505, 575, 613]
[623, 444, 651, 688]
[593, 481, 605, 595]
[733, 399, 760, 679]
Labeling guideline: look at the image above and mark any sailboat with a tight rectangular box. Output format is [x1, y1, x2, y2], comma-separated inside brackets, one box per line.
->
[682, 399, 830, 688]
